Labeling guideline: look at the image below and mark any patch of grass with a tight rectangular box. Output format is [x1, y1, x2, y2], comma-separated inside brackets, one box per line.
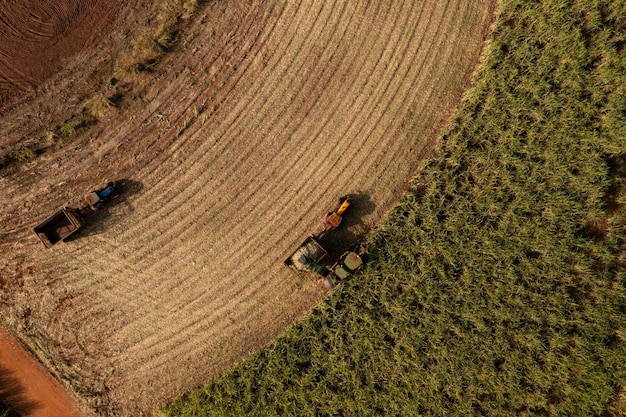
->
[12, 147, 34, 162]
[0, 136, 49, 171]
[44, 130, 56, 144]
[1, 111, 99, 171]
[84, 93, 114, 119]
[0, 0, 201, 175]
[116, 0, 199, 75]
[604, 386, 626, 417]
[59, 122, 75, 137]
[164, 0, 626, 416]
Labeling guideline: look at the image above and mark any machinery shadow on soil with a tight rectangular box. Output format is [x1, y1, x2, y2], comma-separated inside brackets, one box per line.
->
[317, 191, 375, 262]
[65, 178, 144, 241]
[0, 364, 40, 416]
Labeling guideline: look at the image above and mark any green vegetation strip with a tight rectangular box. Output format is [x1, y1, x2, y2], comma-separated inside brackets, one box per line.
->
[164, 0, 626, 415]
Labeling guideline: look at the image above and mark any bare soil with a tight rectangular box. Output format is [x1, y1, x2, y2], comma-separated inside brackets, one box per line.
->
[0, 1, 498, 415]
[0, 0, 123, 107]
[0, 326, 83, 417]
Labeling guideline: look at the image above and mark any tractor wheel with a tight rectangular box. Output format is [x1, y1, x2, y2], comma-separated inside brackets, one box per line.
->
[322, 276, 335, 289]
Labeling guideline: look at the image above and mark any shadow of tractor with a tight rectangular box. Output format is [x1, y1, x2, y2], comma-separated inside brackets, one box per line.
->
[65, 178, 144, 241]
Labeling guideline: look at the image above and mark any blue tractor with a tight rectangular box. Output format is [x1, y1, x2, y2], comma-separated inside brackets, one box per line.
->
[84, 182, 117, 210]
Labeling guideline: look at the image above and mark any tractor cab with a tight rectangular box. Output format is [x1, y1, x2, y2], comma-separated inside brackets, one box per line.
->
[84, 182, 116, 210]
[333, 251, 364, 280]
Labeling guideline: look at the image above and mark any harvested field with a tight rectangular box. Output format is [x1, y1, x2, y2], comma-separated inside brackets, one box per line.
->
[0, 1, 497, 415]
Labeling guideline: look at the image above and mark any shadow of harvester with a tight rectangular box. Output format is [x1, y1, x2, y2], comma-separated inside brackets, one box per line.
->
[316, 191, 375, 262]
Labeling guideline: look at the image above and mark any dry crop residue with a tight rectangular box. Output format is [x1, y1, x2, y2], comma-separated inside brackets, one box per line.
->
[0, 0, 498, 415]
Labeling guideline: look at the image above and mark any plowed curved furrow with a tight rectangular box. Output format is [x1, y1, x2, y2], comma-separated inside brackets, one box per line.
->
[0, 0, 122, 99]
[1, 0, 497, 415]
[107, 5, 274, 217]
[140, 4, 310, 204]
[103, 4, 322, 270]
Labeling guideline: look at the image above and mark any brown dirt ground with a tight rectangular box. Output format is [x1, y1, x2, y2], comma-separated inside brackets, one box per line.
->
[0, 326, 83, 417]
[0, 0, 124, 107]
[0, 1, 498, 415]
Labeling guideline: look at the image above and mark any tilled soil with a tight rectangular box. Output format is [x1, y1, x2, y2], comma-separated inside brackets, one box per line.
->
[0, 0, 123, 106]
[0, 1, 498, 415]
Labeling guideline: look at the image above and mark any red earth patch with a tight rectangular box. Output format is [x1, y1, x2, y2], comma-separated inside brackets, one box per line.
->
[0, 0, 121, 106]
[0, 326, 83, 417]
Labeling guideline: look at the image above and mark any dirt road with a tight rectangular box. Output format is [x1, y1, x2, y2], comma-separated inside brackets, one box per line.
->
[0, 327, 83, 417]
[0, 1, 498, 415]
